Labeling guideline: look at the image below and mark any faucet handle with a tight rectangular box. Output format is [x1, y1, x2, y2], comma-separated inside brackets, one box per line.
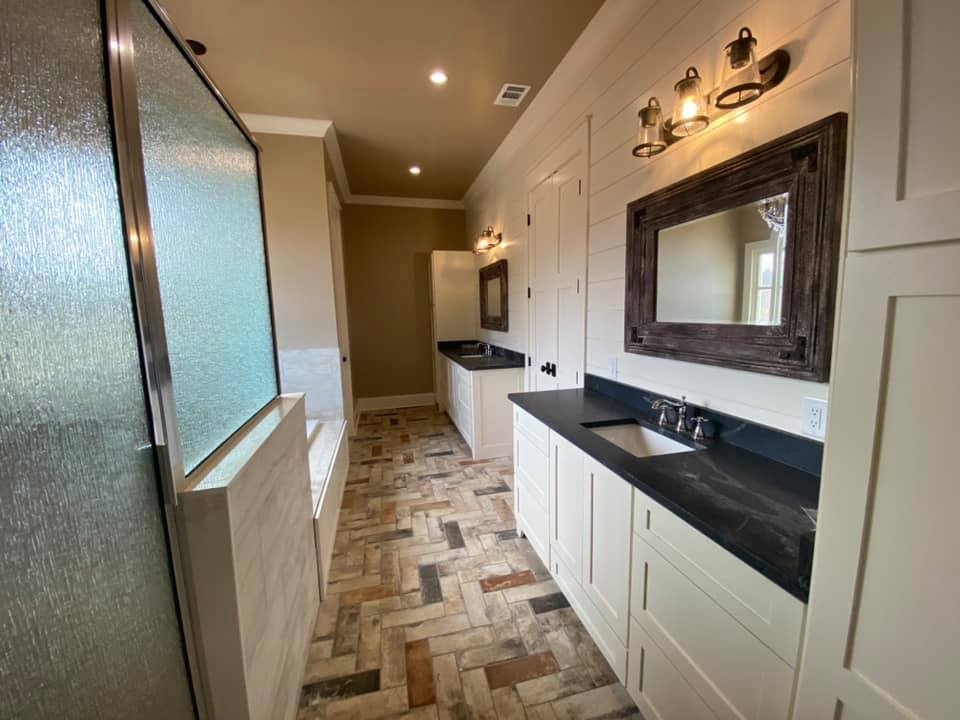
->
[690, 416, 709, 441]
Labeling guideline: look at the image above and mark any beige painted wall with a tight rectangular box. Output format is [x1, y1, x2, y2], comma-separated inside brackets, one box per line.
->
[342, 205, 467, 399]
[463, 0, 851, 434]
[258, 133, 338, 349]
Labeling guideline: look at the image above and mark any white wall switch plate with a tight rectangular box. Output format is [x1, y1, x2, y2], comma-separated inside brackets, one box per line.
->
[607, 357, 618, 379]
[801, 397, 828, 440]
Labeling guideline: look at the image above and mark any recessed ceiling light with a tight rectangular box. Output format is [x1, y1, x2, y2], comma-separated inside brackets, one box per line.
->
[429, 70, 448, 86]
[409, 165, 421, 176]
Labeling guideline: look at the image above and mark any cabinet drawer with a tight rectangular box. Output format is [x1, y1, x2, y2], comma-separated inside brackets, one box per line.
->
[631, 535, 795, 720]
[633, 490, 804, 666]
[627, 619, 717, 720]
[516, 484, 549, 571]
[515, 432, 548, 507]
[514, 406, 549, 453]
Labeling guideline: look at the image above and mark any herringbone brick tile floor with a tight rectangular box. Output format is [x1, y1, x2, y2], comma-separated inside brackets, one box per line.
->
[297, 405, 642, 720]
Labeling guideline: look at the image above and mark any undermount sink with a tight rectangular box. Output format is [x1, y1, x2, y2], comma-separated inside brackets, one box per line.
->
[584, 420, 695, 458]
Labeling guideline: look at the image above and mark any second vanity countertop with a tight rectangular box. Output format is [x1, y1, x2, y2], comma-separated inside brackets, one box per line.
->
[509, 379, 821, 602]
[438, 341, 526, 371]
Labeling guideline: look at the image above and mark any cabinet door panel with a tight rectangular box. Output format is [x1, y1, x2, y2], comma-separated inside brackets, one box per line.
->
[517, 483, 550, 571]
[627, 620, 718, 720]
[516, 432, 549, 508]
[549, 432, 584, 578]
[583, 458, 632, 643]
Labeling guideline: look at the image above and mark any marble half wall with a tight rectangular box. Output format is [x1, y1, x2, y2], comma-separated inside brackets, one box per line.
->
[279, 347, 343, 421]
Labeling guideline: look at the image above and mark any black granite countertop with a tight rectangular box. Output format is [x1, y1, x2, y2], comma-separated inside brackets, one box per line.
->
[438, 341, 525, 371]
[509, 377, 821, 602]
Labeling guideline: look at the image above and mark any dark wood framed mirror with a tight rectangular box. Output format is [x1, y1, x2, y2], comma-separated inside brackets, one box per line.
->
[479, 259, 508, 332]
[624, 113, 846, 381]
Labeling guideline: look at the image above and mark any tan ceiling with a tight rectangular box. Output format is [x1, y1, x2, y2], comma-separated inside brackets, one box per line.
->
[157, 0, 603, 200]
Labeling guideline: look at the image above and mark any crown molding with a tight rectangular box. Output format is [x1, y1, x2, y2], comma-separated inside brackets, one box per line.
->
[348, 195, 464, 210]
[241, 113, 462, 210]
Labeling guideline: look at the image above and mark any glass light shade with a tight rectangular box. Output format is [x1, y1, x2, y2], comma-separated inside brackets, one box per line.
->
[633, 97, 667, 158]
[476, 226, 501, 253]
[670, 67, 709, 137]
[716, 27, 763, 109]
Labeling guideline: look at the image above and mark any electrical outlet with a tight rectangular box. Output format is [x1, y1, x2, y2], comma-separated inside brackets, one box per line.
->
[801, 397, 828, 439]
[607, 357, 618, 378]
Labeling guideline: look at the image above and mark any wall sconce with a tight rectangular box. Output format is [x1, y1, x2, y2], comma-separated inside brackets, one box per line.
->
[475, 226, 502, 254]
[717, 27, 791, 110]
[632, 97, 667, 158]
[668, 67, 710, 138]
[716, 28, 762, 108]
[631, 30, 791, 160]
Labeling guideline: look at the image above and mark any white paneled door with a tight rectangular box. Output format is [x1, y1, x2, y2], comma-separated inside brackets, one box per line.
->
[527, 122, 588, 391]
[794, 2, 960, 718]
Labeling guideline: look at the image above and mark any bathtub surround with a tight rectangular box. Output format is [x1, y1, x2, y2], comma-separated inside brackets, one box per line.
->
[178, 395, 319, 720]
[464, 0, 851, 434]
[279, 347, 344, 421]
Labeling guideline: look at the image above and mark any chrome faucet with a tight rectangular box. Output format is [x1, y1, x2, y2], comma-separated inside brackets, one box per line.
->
[651, 395, 688, 434]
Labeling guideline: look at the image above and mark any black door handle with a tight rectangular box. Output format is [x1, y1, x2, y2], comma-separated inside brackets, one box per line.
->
[549, 362, 557, 377]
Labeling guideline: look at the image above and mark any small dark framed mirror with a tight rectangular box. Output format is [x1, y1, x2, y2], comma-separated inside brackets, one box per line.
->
[625, 113, 847, 381]
[479, 259, 508, 332]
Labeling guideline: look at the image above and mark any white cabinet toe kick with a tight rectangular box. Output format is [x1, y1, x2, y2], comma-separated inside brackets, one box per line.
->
[511, 405, 807, 720]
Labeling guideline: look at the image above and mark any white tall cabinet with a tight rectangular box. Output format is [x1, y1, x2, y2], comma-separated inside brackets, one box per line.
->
[794, 2, 960, 717]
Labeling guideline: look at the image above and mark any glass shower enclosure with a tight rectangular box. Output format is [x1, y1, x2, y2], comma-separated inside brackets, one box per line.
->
[1, 1, 279, 717]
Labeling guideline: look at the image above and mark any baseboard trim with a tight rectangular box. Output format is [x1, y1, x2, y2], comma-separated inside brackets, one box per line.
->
[355, 393, 436, 412]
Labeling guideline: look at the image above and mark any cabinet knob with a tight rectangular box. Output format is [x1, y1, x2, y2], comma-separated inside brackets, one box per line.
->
[540, 364, 548, 373]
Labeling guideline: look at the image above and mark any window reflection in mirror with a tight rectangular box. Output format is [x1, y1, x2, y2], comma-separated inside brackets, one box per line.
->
[486, 277, 502, 318]
[655, 193, 788, 325]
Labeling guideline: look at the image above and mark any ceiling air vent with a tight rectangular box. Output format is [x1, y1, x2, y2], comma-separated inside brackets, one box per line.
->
[494, 83, 531, 107]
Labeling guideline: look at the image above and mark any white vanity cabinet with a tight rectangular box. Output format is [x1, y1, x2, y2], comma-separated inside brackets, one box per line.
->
[510, 406, 808, 717]
[439, 353, 522, 460]
[626, 491, 805, 720]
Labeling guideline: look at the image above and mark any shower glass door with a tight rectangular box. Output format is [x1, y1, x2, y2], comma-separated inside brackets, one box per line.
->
[0, 0, 195, 717]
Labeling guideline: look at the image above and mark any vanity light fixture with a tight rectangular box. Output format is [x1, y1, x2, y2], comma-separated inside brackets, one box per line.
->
[633, 97, 667, 158]
[716, 28, 763, 109]
[409, 165, 421, 175]
[669, 67, 710, 137]
[475, 226, 502, 254]
[631, 36, 792, 160]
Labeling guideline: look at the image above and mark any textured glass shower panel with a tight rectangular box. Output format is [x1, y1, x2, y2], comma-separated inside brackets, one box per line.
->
[132, 1, 278, 473]
[0, 1, 195, 718]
